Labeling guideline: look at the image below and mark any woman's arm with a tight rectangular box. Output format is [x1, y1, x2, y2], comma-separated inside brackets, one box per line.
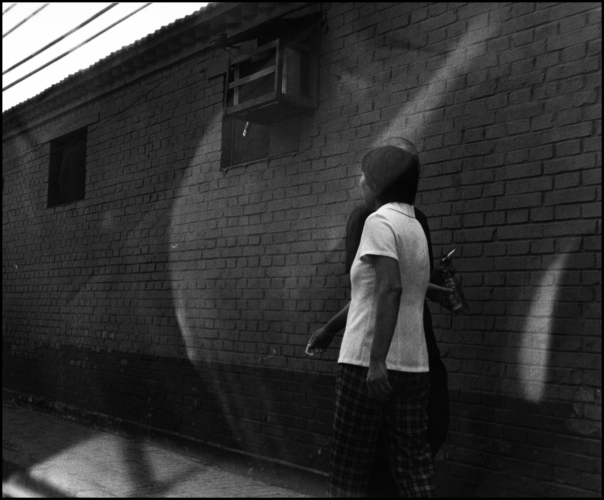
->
[367, 255, 401, 401]
[325, 302, 350, 334]
[426, 282, 455, 303]
[306, 302, 350, 355]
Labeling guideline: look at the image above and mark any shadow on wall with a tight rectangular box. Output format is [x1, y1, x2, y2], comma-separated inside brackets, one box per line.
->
[4, 4, 601, 495]
[6, 6, 510, 479]
[4, 85, 335, 476]
[167, 109, 342, 466]
[162, 7, 512, 469]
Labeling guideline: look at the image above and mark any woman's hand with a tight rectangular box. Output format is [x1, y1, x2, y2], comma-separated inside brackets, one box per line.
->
[426, 282, 455, 305]
[305, 327, 335, 355]
[428, 282, 455, 295]
[367, 361, 392, 401]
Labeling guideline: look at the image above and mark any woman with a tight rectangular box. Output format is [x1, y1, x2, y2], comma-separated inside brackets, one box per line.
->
[349, 203, 450, 498]
[307, 145, 450, 497]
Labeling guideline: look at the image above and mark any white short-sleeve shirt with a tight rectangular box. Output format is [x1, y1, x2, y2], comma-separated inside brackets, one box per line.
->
[338, 202, 430, 372]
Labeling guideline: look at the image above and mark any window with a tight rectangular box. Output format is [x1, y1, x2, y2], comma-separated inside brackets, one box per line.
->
[220, 13, 321, 169]
[221, 116, 300, 169]
[47, 127, 87, 207]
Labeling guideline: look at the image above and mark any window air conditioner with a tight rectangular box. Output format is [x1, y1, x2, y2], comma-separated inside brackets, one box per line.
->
[224, 38, 317, 125]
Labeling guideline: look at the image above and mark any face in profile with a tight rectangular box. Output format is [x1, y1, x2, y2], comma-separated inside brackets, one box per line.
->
[359, 173, 378, 207]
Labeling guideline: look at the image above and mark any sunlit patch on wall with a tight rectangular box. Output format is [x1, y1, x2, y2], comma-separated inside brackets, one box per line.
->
[168, 112, 223, 364]
[372, 16, 501, 148]
[518, 253, 569, 403]
[167, 111, 291, 448]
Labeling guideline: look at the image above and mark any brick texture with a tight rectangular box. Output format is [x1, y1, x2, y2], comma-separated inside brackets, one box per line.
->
[2, 2, 602, 497]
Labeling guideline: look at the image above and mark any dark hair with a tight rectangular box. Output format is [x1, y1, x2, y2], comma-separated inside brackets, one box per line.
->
[361, 146, 421, 206]
[376, 153, 420, 205]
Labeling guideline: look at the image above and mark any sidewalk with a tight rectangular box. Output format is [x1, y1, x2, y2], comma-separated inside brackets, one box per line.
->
[2, 399, 323, 497]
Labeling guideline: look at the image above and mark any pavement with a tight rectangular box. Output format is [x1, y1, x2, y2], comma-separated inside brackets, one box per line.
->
[2, 396, 325, 498]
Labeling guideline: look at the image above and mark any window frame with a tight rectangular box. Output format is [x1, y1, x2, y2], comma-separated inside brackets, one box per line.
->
[220, 115, 301, 170]
[47, 126, 87, 208]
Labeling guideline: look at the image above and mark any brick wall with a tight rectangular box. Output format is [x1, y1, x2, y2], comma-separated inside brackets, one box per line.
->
[2, 2, 601, 496]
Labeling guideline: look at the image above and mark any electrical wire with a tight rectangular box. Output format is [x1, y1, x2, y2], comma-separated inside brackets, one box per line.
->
[3, 18, 240, 167]
[3, 3, 119, 76]
[2, 3, 152, 92]
[2, 3, 17, 16]
[2, 3, 49, 39]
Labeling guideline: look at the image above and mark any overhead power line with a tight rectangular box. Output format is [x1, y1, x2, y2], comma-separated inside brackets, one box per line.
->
[3, 3, 152, 92]
[3, 3, 49, 38]
[3, 11, 245, 162]
[4, 45, 206, 164]
[3, 3, 119, 76]
[3, 3, 17, 16]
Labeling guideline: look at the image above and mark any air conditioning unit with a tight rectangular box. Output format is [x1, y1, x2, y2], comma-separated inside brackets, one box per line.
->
[224, 38, 317, 125]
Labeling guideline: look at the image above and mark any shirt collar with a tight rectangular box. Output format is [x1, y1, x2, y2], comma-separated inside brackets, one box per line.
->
[382, 202, 415, 219]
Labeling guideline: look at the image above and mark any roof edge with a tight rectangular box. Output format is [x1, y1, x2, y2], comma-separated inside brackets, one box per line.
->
[3, 2, 315, 136]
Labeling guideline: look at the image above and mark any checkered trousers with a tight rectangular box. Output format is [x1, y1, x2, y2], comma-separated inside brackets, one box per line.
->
[328, 363, 435, 498]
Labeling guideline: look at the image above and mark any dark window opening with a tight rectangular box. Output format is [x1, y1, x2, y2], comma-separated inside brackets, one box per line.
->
[220, 13, 320, 169]
[221, 116, 300, 169]
[48, 127, 87, 207]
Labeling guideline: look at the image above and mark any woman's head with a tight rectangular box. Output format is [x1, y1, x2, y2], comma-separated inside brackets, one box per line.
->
[360, 144, 420, 206]
[359, 173, 377, 207]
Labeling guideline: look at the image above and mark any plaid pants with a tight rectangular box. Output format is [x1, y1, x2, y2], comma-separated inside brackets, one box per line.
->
[328, 363, 435, 498]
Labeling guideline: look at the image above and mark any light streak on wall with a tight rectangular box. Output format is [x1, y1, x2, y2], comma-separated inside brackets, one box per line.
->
[518, 253, 568, 403]
[170, 111, 223, 365]
[168, 110, 290, 447]
[372, 18, 499, 148]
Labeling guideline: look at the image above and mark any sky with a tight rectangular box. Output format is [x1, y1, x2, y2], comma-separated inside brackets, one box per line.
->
[2, 2, 208, 112]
